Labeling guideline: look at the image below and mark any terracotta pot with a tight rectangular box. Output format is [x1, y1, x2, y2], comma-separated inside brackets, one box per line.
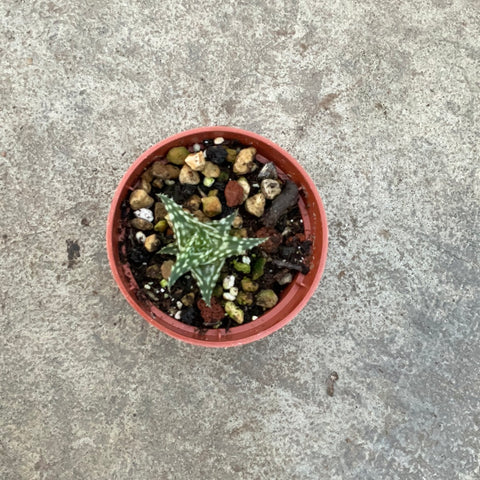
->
[106, 127, 328, 347]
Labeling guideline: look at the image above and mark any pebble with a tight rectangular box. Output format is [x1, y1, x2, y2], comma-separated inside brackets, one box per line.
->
[257, 162, 278, 180]
[185, 151, 206, 171]
[151, 162, 180, 180]
[161, 260, 174, 279]
[205, 146, 227, 165]
[181, 292, 195, 307]
[261, 179, 282, 200]
[229, 287, 239, 297]
[223, 292, 236, 301]
[184, 194, 202, 212]
[146, 264, 162, 279]
[152, 178, 164, 189]
[129, 189, 154, 210]
[237, 177, 250, 201]
[141, 168, 154, 183]
[233, 147, 256, 175]
[176, 301, 183, 310]
[224, 180, 245, 207]
[179, 164, 201, 185]
[202, 161, 221, 178]
[241, 277, 259, 292]
[223, 275, 235, 289]
[154, 202, 167, 222]
[134, 208, 154, 222]
[203, 177, 215, 187]
[144, 234, 160, 252]
[154, 220, 168, 232]
[256, 289, 279, 309]
[242, 256, 251, 265]
[135, 231, 146, 243]
[225, 148, 237, 163]
[277, 272, 293, 285]
[252, 315, 258, 321]
[224, 301, 244, 324]
[166, 146, 189, 165]
[193, 143, 201, 152]
[139, 178, 152, 193]
[232, 214, 243, 228]
[236, 291, 253, 306]
[214, 137, 224, 145]
[174, 311, 182, 320]
[202, 196, 222, 217]
[130, 218, 153, 231]
[245, 193, 266, 217]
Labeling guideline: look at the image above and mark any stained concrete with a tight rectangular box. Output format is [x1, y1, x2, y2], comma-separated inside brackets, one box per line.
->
[1, 0, 479, 478]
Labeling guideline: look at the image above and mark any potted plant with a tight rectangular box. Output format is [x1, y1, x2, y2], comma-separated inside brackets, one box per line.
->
[106, 127, 328, 347]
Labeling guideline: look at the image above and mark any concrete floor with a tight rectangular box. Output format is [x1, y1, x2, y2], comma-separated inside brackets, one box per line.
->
[1, 1, 479, 478]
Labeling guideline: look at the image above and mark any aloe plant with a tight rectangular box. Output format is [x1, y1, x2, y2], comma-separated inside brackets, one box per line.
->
[157, 194, 265, 306]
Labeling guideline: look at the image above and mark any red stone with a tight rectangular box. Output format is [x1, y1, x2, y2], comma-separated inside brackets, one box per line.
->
[255, 227, 282, 253]
[197, 297, 225, 324]
[224, 180, 244, 207]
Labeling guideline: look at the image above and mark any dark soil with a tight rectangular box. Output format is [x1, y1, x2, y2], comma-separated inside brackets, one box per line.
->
[118, 138, 312, 330]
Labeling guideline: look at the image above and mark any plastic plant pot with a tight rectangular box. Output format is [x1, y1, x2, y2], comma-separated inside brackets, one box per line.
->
[106, 127, 328, 347]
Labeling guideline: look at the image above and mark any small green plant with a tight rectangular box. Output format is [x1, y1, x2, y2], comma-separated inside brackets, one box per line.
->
[157, 194, 265, 306]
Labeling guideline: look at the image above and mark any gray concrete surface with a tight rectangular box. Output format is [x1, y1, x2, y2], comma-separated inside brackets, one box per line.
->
[1, 0, 479, 478]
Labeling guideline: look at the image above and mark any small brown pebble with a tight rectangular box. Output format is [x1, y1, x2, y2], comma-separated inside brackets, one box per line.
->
[181, 292, 195, 307]
[151, 162, 180, 180]
[192, 210, 210, 222]
[185, 151, 206, 171]
[261, 179, 282, 200]
[146, 264, 163, 279]
[81, 218, 89, 226]
[139, 178, 152, 193]
[154, 202, 167, 222]
[237, 177, 250, 202]
[202, 196, 222, 217]
[326, 371, 339, 397]
[184, 194, 202, 212]
[179, 164, 201, 185]
[224, 180, 245, 207]
[232, 214, 243, 228]
[144, 234, 160, 252]
[141, 168, 154, 183]
[245, 193, 266, 217]
[129, 189, 154, 210]
[161, 260, 174, 279]
[202, 161, 221, 178]
[130, 218, 154, 231]
[152, 178, 164, 189]
[233, 147, 256, 174]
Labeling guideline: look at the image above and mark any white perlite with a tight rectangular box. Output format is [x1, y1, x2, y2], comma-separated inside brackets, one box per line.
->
[223, 275, 235, 290]
[135, 231, 146, 243]
[134, 208, 154, 222]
